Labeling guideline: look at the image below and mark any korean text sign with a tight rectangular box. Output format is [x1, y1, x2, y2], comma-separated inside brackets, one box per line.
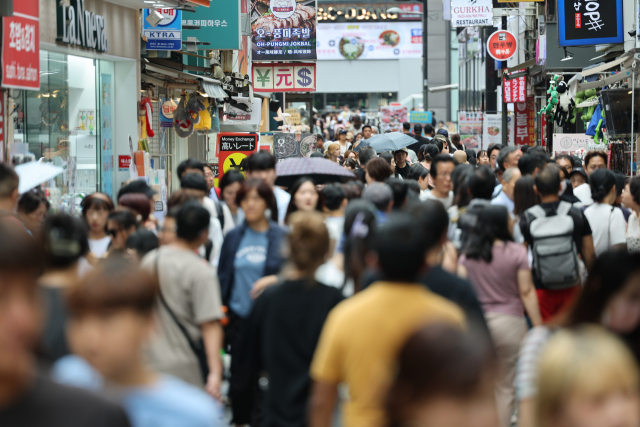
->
[2, 0, 40, 90]
[253, 63, 316, 92]
[503, 72, 527, 104]
[515, 98, 536, 147]
[558, 0, 623, 46]
[181, 0, 241, 50]
[143, 9, 182, 51]
[486, 30, 517, 61]
[251, 0, 317, 61]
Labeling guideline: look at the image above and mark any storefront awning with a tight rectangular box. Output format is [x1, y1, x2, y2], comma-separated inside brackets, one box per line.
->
[582, 50, 634, 77]
[202, 81, 228, 101]
[505, 59, 536, 75]
[143, 63, 227, 98]
[428, 84, 459, 93]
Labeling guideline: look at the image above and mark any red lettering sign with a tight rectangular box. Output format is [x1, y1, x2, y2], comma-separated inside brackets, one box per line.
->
[486, 30, 517, 61]
[575, 13, 582, 28]
[515, 98, 535, 147]
[118, 155, 132, 170]
[1, 0, 40, 90]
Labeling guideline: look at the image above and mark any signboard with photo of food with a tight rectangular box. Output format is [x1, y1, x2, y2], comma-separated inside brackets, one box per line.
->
[251, 0, 318, 61]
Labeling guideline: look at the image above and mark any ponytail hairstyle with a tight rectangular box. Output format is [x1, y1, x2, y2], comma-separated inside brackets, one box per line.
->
[589, 168, 616, 203]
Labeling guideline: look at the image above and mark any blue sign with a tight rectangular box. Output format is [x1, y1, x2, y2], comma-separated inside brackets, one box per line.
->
[410, 111, 433, 124]
[558, 0, 623, 47]
[143, 9, 182, 51]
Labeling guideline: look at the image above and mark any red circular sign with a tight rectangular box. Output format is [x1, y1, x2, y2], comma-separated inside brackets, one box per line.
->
[486, 30, 518, 61]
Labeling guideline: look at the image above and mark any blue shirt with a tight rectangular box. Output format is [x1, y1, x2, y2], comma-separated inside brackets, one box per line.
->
[491, 190, 515, 214]
[52, 355, 224, 427]
[229, 227, 269, 317]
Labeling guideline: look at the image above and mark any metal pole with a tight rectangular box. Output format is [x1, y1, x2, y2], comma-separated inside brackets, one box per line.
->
[501, 16, 508, 146]
[423, 0, 429, 116]
[632, 61, 636, 175]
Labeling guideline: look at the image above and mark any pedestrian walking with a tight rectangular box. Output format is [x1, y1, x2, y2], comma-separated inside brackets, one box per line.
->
[421, 154, 457, 209]
[244, 152, 291, 225]
[573, 151, 607, 206]
[82, 192, 115, 259]
[365, 157, 393, 184]
[584, 169, 627, 256]
[219, 170, 246, 227]
[285, 177, 322, 224]
[393, 148, 410, 179]
[106, 210, 138, 257]
[624, 177, 640, 252]
[17, 190, 49, 236]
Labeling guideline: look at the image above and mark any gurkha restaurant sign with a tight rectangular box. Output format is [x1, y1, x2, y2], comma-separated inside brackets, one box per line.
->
[558, 0, 623, 46]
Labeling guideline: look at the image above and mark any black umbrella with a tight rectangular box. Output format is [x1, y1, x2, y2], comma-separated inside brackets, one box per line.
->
[275, 157, 356, 187]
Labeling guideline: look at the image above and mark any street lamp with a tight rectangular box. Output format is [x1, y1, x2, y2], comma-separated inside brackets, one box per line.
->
[387, 5, 428, 115]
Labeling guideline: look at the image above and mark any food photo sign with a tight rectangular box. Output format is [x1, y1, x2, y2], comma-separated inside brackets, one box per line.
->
[250, 0, 317, 61]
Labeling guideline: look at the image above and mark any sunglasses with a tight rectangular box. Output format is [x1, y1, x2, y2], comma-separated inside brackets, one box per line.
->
[107, 228, 121, 237]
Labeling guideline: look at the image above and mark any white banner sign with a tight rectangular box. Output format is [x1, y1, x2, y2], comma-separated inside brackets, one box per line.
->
[483, 113, 515, 149]
[451, 0, 493, 28]
[317, 22, 422, 60]
[552, 134, 589, 155]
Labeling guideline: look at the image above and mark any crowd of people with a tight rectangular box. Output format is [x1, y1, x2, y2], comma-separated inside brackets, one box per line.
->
[1, 134, 640, 427]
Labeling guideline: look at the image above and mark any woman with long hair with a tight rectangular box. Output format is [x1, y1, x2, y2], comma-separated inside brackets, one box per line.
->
[458, 205, 542, 427]
[342, 199, 378, 294]
[513, 176, 540, 217]
[81, 192, 114, 259]
[624, 176, 640, 252]
[324, 142, 341, 163]
[285, 177, 323, 224]
[584, 168, 627, 255]
[219, 170, 246, 227]
[517, 251, 640, 427]
[230, 211, 344, 427]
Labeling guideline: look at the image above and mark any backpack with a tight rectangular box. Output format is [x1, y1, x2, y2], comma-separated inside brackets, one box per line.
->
[525, 201, 580, 289]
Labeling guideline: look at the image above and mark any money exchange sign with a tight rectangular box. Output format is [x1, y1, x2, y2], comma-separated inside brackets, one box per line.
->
[252, 63, 316, 92]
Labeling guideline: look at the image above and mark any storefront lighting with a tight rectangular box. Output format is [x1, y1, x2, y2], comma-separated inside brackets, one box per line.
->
[42, 93, 50, 97]
[561, 48, 574, 62]
[144, 1, 155, 3]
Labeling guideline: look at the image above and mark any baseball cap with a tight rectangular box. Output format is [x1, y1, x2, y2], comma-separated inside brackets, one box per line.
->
[569, 167, 588, 181]
[394, 147, 409, 154]
[117, 179, 157, 200]
[338, 129, 348, 136]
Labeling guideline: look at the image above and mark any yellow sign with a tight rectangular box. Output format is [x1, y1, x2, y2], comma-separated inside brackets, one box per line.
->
[285, 108, 302, 125]
[223, 152, 248, 176]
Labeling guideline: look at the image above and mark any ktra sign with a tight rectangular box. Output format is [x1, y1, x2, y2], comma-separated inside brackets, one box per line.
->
[57, 0, 109, 53]
[252, 63, 316, 92]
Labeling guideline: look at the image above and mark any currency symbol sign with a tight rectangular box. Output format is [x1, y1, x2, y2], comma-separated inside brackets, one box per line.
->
[256, 68, 271, 87]
[297, 68, 312, 87]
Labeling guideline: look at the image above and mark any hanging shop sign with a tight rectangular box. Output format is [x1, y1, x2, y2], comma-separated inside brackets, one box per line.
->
[451, 0, 492, 28]
[143, 9, 182, 51]
[56, 0, 108, 52]
[252, 63, 316, 92]
[2, 0, 40, 90]
[250, 0, 317, 61]
[503, 71, 527, 104]
[515, 98, 536, 147]
[558, 0, 623, 47]
[553, 133, 589, 155]
[118, 155, 132, 171]
[410, 111, 433, 124]
[483, 113, 515, 148]
[217, 133, 258, 180]
[317, 22, 423, 60]
[273, 132, 318, 162]
[487, 30, 517, 61]
[318, 3, 422, 22]
[160, 98, 178, 128]
[182, 0, 241, 50]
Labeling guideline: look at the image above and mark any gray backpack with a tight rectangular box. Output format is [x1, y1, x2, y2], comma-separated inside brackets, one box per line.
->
[525, 201, 580, 289]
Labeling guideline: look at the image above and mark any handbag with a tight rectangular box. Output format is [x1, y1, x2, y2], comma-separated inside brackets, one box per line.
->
[155, 253, 210, 382]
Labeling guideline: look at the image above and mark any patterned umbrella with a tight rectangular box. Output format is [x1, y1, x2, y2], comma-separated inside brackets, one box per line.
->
[275, 157, 356, 187]
[363, 132, 417, 153]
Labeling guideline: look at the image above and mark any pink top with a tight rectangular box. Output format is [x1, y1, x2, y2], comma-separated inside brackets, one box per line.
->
[459, 241, 530, 317]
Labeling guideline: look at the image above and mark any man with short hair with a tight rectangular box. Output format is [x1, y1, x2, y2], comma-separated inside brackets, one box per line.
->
[574, 151, 608, 206]
[393, 148, 411, 179]
[309, 213, 464, 427]
[245, 152, 291, 225]
[0, 225, 131, 427]
[496, 147, 522, 178]
[409, 124, 429, 153]
[487, 144, 503, 171]
[141, 202, 225, 397]
[518, 153, 547, 177]
[181, 174, 224, 261]
[519, 165, 595, 322]
[354, 146, 377, 184]
[492, 167, 521, 213]
[555, 154, 574, 174]
[420, 154, 456, 209]
[203, 164, 220, 201]
[362, 125, 373, 140]
[315, 134, 325, 153]
[321, 184, 348, 251]
[424, 124, 435, 139]
[401, 122, 412, 135]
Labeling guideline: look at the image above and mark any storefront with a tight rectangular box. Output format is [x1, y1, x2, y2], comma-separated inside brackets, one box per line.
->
[3, 0, 140, 207]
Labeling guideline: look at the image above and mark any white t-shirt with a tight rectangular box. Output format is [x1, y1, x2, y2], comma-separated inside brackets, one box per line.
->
[584, 203, 626, 256]
[573, 183, 594, 206]
[88, 236, 111, 258]
[420, 190, 454, 210]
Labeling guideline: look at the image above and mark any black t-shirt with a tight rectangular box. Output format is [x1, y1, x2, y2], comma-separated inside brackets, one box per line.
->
[408, 135, 429, 154]
[0, 375, 131, 427]
[396, 163, 410, 179]
[519, 201, 593, 287]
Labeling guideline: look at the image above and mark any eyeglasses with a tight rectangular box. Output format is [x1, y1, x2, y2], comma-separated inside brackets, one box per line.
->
[107, 228, 120, 237]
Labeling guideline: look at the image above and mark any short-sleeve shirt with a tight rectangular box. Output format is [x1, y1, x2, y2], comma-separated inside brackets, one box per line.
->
[459, 241, 530, 317]
[519, 201, 592, 288]
[229, 228, 268, 318]
[584, 203, 627, 257]
[141, 246, 224, 387]
[310, 282, 465, 427]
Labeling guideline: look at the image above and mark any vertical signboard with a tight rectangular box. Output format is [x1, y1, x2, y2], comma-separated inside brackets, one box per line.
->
[250, 0, 317, 61]
[2, 0, 40, 90]
[451, 0, 492, 27]
[101, 74, 113, 198]
[217, 133, 258, 181]
[503, 73, 527, 104]
[515, 98, 536, 147]
[143, 9, 182, 51]
[181, 0, 241, 50]
[558, 0, 623, 46]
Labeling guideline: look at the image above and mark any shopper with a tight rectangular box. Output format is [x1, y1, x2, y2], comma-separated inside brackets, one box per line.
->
[555, 154, 574, 174]
[203, 164, 220, 201]
[519, 165, 595, 322]
[574, 150, 607, 206]
[284, 177, 322, 224]
[496, 147, 522, 182]
[324, 143, 341, 163]
[231, 212, 343, 427]
[141, 202, 224, 398]
[385, 324, 498, 427]
[106, 210, 138, 256]
[458, 205, 542, 427]
[624, 177, 640, 252]
[125, 229, 159, 263]
[407, 163, 430, 192]
[365, 157, 393, 184]
[477, 150, 490, 166]
[218, 179, 287, 350]
[354, 146, 377, 183]
[181, 173, 223, 257]
[379, 152, 397, 178]
[244, 152, 291, 225]
[421, 154, 457, 209]
[17, 190, 49, 236]
[535, 327, 640, 427]
[38, 214, 90, 363]
[335, 129, 350, 156]
[0, 164, 20, 224]
[219, 170, 245, 227]
[321, 184, 347, 250]
[393, 148, 410, 179]
[513, 176, 540, 217]
[518, 153, 547, 177]
[584, 169, 627, 256]
[517, 252, 640, 427]
[569, 167, 588, 189]
[0, 223, 131, 427]
[487, 144, 503, 171]
[118, 193, 152, 230]
[309, 213, 465, 427]
[82, 192, 115, 259]
[492, 167, 521, 213]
